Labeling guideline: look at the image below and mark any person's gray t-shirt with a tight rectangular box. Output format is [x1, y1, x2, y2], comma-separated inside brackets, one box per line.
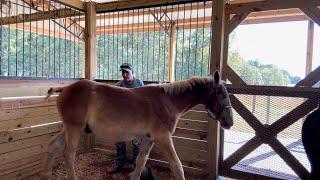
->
[116, 78, 144, 88]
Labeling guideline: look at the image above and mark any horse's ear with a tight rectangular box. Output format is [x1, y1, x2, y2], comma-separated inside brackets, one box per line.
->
[214, 71, 220, 83]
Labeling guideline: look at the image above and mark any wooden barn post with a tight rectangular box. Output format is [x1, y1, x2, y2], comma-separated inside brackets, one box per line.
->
[305, 20, 314, 76]
[85, 2, 97, 80]
[84, 2, 97, 148]
[208, 0, 227, 178]
[168, 22, 177, 82]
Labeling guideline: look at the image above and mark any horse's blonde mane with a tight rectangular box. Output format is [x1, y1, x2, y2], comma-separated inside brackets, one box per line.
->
[160, 77, 214, 96]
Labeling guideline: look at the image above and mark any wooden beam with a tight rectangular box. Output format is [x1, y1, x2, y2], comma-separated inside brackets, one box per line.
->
[0, 9, 80, 25]
[96, 0, 207, 13]
[227, 84, 320, 98]
[269, 138, 309, 179]
[53, 0, 85, 11]
[168, 22, 177, 82]
[207, 1, 226, 178]
[305, 21, 314, 76]
[229, 12, 250, 34]
[8, 23, 82, 42]
[300, 6, 320, 26]
[222, 136, 262, 169]
[296, 65, 320, 87]
[22, 0, 85, 40]
[227, 0, 320, 14]
[85, 2, 97, 80]
[269, 98, 318, 134]
[226, 65, 247, 85]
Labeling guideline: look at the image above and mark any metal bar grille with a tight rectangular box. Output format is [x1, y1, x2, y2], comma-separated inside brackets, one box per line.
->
[0, 0, 84, 79]
[96, 2, 213, 81]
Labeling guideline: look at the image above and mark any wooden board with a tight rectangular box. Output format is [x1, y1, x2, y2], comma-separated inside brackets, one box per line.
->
[0, 122, 63, 143]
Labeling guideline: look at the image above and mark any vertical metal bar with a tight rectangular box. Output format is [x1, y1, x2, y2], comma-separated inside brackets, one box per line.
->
[54, 2, 56, 77]
[103, 12, 106, 79]
[68, 7, 71, 78]
[64, 5, 67, 78]
[131, 9, 134, 66]
[147, 8, 150, 81]
[175, 4, 180, 81]
[201, 1, 205, 76]
[181, 4, 186, 80]
[73, 10, 76, 78]
[23, 0, 25, 76]
[117, 11, 119, 74]
[158, 7, 161, 82]
[29, 1, 32, 77]
[163, 5, 167, 82]
[126, 10, 129, 66]
[152, 7, 155, 81]
[98, 12, 102, 78]
[48, 0, 51, 77]
[35, 0, 38, 77]
[107, 12, 110, 79]
[188, 3, 192, 78]
[77, 8, 82, 78]
[136, 8, 140, 78]
[0, 0, 2, 75]
[112, 12, 115, 79]
[142, 8, 145, 80]
[58, 3, 61, 77]
[7, 2, 10, 76]
[16, 0, 18, 76]
[195, 2, 199, 76]
[105, 12, 108, 79]
[42, 0, 44, 76]
[208, 0, 212, 75]
[121, 10, 124, 65]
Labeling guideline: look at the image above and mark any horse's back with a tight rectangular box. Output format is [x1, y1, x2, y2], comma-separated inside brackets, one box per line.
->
[302, 108, 320, 179]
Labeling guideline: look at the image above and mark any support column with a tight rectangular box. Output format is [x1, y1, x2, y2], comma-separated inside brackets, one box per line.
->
[168, 22, 177, 82]
[305, 20, 314, 76]
[208, 0, 226, 179]
[85, 2, 97, 80]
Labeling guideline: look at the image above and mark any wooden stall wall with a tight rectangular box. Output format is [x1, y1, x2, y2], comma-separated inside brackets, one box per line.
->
[0, 80, 87, 179]
[94, 104, 210, 176]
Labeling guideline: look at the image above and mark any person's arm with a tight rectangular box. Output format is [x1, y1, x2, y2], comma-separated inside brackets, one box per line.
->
[116, 80, 122, 87]
[139, 79, 144, 87]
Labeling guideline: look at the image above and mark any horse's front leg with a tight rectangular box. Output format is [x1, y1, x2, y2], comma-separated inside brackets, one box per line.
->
[156, 132, 185, 180]
[130, 136, 154, 180]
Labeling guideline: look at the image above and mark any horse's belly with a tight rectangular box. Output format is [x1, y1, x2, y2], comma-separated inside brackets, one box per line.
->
[88, 122, 146, 142]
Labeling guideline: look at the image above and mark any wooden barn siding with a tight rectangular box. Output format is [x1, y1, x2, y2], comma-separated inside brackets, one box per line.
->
[0, 80, 87, 179]
[94, 105, 210, 174]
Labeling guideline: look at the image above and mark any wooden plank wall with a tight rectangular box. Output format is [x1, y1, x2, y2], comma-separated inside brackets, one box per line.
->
[94, 104, 211, 176]
[0, 80, 87, 179]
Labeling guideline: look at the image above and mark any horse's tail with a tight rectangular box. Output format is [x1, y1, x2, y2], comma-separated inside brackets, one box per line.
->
[45, 87, 64, 100]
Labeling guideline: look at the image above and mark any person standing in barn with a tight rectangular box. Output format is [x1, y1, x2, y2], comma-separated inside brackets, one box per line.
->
[110, 62, 144, 174]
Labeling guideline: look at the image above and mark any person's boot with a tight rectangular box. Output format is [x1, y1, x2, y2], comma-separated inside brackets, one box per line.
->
[108, 141, 127, 174]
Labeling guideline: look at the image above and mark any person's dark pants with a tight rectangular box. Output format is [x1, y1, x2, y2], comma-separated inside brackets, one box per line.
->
[115, 138, 141, 168]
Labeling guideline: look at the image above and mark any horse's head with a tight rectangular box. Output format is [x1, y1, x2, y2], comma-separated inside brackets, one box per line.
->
[205, 71, 233, 129]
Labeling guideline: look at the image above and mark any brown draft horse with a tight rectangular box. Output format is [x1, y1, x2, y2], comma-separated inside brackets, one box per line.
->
[40, 71, 233, 180]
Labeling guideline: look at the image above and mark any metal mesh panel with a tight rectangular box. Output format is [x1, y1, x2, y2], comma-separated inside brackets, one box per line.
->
[224, 94, 316, 179]
[232, 144, 299, 179]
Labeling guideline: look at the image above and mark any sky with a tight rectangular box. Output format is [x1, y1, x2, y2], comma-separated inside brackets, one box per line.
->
[230, 21, 320, 78]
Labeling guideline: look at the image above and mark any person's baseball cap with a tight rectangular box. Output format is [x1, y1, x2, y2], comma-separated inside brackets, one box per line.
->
[120, 63, 133, 72]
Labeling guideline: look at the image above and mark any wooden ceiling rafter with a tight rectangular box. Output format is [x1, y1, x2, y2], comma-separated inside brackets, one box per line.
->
[21, 0, 85, 40]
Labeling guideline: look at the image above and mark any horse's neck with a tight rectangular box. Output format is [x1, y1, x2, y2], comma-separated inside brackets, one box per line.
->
[170, 87, 208, 114]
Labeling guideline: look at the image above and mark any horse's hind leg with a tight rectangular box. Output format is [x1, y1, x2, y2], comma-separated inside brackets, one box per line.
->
[156, 132, 185, 180]
[40, 130, 66, 180]
[130, 136, 154, 180]
[64, 125, 81, 180]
